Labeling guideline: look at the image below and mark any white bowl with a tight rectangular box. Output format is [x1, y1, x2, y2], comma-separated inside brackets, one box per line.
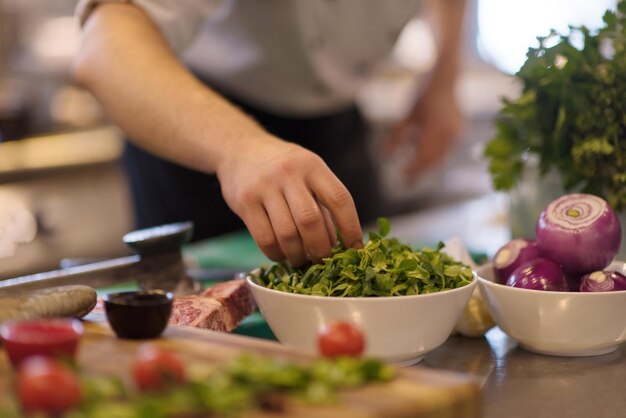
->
[477, 260, 626, 357]
[246, 275, 477, 366]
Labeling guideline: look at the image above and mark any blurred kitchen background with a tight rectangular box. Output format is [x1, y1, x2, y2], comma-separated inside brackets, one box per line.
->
[0, 0, 615, 278]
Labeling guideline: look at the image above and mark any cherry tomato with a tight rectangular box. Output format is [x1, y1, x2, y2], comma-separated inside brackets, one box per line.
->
[17, 356, 82, 415]
[132, 344, 186, 391]
[317, 321, 365, 358]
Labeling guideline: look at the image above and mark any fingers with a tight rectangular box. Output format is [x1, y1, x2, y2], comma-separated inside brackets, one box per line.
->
[263, 192, 308, 266]
[223, 143, 362, 266]
[320, 205, 337, 247]
[262, 183, 335, 266]
[309, 169, 363, 249]
[248, 171, 360, 266]
[284, 183, 333, 263]
[242, 205, 285, 262]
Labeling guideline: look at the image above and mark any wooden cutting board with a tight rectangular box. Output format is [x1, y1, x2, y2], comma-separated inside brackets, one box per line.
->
[0, 315, 482, 417]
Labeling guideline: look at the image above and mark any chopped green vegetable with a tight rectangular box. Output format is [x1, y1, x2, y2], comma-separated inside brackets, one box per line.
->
[484, 1, 626, 211]
[0, 354, 395, 418]
[252, 218, 474, 296]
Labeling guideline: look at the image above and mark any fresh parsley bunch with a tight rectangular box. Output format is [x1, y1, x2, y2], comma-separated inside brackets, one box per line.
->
[252, 218, 474, 297]
[484, 1, 626, 211]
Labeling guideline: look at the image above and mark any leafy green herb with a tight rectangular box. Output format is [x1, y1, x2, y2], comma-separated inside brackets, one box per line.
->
[0, 354, 395, 418]
[252, 218, 474, 296]
[484, 1, 626, 211]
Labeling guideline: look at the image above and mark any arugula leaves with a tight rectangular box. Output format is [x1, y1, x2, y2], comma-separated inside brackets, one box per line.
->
[484, 1, 626, 211]
[252, 218, 474, 297]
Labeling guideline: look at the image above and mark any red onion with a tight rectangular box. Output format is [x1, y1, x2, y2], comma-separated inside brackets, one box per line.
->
[493, 239, 541, 284]
[564, 272, 584, 292]
[579, 270, 626, 292]
[506, 258, 569, 291]
[536, 193, 622, 275]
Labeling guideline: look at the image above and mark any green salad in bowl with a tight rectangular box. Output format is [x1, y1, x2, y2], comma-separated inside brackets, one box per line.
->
[247, 219, 477, 365]
[250, 218, 474, 297]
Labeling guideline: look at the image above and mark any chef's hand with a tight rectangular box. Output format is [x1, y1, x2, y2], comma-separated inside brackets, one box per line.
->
[217, 136, 363, 267]
[383, 81, 463, 182]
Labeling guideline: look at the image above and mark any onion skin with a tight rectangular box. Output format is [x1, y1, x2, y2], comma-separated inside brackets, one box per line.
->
[493, 239, 540, 285]
[506, 258, 569, 291]
[579, 271, 626, 292]
[536, 193, 622, 275]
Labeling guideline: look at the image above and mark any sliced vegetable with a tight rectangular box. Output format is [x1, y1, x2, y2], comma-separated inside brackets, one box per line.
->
[0, 317, 83, 367]
[579, 271, 626, 292]
[493, 239, 540, 284]
[536, 193, 622, 275]
[506, 258, 568, 291]
[17, 356, 82, 415]
[317, 321, 366, 358]
[252, 218, 474, 297]
[132, 344, 187, 392]
[1, 353, 396, 417]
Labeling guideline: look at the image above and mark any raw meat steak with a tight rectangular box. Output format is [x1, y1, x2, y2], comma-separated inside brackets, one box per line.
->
[168, 278, 256, 331]
[92, 279, 256, 332]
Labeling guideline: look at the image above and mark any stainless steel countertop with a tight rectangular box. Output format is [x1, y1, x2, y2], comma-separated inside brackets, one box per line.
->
[424, 328, 625, 418]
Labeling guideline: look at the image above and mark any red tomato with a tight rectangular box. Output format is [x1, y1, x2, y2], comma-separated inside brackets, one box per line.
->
[317, 321, 365, 358]
[132, 344, 186, 391]
[17, 356, 82, 415]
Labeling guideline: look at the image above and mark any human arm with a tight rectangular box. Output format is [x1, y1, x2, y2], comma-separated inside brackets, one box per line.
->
[384, 0, 466, 181]
[73, 3, 363, 265]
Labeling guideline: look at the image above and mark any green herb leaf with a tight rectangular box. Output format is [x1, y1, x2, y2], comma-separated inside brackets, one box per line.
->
[252, 218, 473, 297]
[484, 1, 626, 211]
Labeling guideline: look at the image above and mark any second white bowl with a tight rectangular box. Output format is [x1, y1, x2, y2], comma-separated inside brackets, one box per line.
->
[477, 261, 626, 357]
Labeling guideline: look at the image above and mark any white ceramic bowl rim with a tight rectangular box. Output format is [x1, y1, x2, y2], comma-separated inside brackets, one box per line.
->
[246, 273, 477, 302]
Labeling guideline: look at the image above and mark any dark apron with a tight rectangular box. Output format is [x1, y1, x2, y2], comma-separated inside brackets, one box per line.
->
[121, 91, 383, 242]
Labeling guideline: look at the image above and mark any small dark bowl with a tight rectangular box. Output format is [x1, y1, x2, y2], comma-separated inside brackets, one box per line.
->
[103, 290, 173, 339]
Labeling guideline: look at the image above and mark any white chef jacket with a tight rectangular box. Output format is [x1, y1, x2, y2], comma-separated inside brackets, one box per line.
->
[76, 0, 423, 117]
